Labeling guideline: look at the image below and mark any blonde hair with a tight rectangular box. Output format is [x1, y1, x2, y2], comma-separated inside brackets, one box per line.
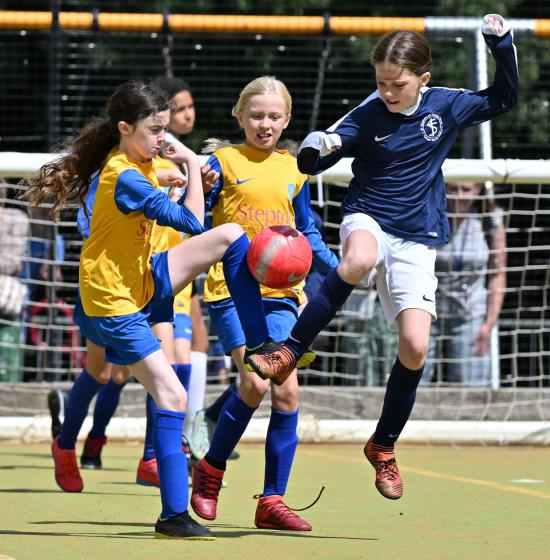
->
[203, 76, 292, 155]
[232, 75, 292, 118]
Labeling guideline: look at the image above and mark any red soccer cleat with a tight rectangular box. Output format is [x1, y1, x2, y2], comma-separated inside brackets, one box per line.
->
[80, 432, 107, 469]
[364, 434, 403, 500]
[190, 459, 224, 521]
[52, 437, 83, 493]
[136, 457, 160, 488]
[254, 495, 312, 531]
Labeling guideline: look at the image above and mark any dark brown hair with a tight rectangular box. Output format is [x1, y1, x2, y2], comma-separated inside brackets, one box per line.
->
[370, 30, 432, 76]
[23, 80, 170, 221]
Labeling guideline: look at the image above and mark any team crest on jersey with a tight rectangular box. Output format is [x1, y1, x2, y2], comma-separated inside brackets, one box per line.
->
[421, 113, 443, 142]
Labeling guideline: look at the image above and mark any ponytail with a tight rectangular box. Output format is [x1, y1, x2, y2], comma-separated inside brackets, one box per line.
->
[23, 117, 118, 221]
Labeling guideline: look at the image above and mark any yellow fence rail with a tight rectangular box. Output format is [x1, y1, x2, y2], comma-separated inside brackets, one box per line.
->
[0, 11, 549, 37]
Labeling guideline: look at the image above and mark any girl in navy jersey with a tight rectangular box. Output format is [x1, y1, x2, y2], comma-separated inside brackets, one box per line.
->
[24, 80, 278, 540]
[247, 14, 518, 500]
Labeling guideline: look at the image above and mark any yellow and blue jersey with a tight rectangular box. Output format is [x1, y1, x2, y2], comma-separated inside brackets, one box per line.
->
[203, 143, 338, 303]
[79, 148, 204, 317]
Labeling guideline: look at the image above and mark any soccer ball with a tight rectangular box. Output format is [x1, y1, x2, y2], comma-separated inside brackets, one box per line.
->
[247, 226, 313, 289]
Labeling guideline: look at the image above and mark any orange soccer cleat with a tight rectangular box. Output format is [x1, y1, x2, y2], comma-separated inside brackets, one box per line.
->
[364, 434, 403, 500]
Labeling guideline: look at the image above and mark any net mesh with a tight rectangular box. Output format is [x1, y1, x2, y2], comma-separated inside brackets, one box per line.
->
[1, 9, 549, 438]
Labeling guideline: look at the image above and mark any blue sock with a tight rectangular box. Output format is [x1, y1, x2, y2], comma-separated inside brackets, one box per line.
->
[57, 369, 102, 450]
[263, 408, 299, 496]
[287, 267, 355, 357]
[143, 365, 190, 461]
[222, 233, 268, 349]
[90, 379, 127, 438]
[143, 393, 157, 461]
[205, 382, 237, 423]
[205, 391, 256, 469]
[173, 363, 191, 392]
[374, 358, 423, 446]
[154, 408, 188, 519]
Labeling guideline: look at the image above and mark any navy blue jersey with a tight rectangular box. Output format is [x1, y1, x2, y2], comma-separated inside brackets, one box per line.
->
[297, 29, 518, 246]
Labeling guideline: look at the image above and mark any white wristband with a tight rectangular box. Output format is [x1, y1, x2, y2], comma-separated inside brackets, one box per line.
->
[298, 131, 342, 157]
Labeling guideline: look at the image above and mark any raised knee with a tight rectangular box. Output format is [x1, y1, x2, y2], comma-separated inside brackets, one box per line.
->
[221, 223, 245, 246]
[342, 251, 375, 282]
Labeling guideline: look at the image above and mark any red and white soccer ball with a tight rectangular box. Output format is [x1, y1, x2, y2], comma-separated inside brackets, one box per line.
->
[247, 226, 313, 289]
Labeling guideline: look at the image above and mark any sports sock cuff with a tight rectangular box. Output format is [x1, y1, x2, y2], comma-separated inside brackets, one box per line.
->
[269, 407, 299, 428]
[222, 233, 248, 264]
[394, 357, 424, 381]
[232, 391, 258, 417]
[155, 409, 185, 430]
[326, 266, 356, 292]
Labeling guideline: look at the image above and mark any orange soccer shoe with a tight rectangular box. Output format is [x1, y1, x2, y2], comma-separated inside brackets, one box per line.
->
[245, 342, 315, 386]
[364, 434, 403, 500]
[136, 457, 160, 488]
[52, 437, 83, 493]
[254, 495, 312, 531]
[190, 459, 224, 521]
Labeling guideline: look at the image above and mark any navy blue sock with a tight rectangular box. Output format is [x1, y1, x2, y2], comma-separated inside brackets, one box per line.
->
[154, 409, 188, 519]
[173, 363, 191, 393]
[90, 379, 127, 438]
[263, 408, 299, 496]
[374, 358, 424, 446]
[205, 382, 237, 423]
[57, 369, 102, 450]
[205, 391, 256, 470]
[287, 267, 355, 357]
[143, 393, 157, 461]
[222, 233, 268, 349]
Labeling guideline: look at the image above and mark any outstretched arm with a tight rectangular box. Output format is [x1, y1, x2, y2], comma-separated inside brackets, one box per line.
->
[297, 100, 369, 175]
[451, 14, 518, 127]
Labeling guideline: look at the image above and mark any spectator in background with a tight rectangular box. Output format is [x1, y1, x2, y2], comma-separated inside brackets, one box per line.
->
[423, 181, 507, 386]
[26, 205, 65, 302]
[0, 182, 29, 381]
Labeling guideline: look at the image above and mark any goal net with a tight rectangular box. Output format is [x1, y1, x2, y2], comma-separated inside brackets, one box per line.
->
[0, 155, 549, 444]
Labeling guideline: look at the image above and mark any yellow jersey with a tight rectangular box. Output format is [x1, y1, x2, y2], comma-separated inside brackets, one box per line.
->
[80, 148, 203, 317]
[203, 143, 309, 303]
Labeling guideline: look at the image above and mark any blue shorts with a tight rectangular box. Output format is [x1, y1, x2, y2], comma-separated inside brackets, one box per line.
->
[83, 251, 175, 365]
[73, 298, 104, 348]
[207, 297, 298, 354]
[174, 313, 192, 341]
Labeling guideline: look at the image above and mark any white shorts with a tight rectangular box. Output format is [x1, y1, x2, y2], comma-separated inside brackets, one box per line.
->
[340, 213, 438, 330]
